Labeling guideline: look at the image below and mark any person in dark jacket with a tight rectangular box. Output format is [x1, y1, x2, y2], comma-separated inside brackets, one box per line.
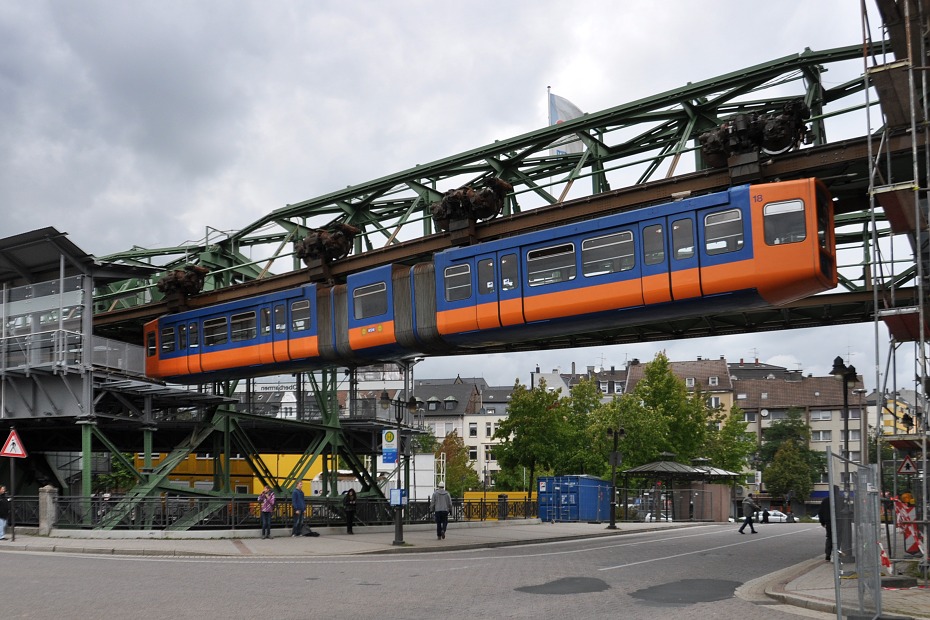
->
[0, 485, 9, 540]
[343, 489, 357, 534]
[818, 494, 833, 561]
[292, 483, 306, 537]
[738, 493, 761, 534]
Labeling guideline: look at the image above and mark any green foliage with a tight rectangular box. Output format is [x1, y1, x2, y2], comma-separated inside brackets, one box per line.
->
[615, 352, 711, 467]
[490, 353, 761, 494]
[703, 405, 757, 473]
[559, 379, 605, 475]
[435, 431, 479, 496]
[759, 409, 824, 497]
[763, 441, 813, 501]
[411, 432, 439, 454]
[493, 379, 569, 498]
[93, 453, 138, 493]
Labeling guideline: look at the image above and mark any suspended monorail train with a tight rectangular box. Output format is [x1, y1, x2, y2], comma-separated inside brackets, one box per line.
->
[144, 178, 836, 383]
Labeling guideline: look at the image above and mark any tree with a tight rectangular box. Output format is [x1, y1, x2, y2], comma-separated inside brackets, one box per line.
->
[493, 379, 569, 499]
[763, 440, 813, 503]
[618, 352, 709, 465]
[558, 378, 604, 475]
[94, 453, 138, 493]
[703, 405, 757, 473]
[435, 431, 479, 497]
[759, 409, 824, 500]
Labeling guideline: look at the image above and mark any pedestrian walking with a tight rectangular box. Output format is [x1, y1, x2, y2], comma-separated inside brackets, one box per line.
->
[343, 488, 357, 534]
[762, 509, 770, 524]
[259, 485, 275, 539]
[430, 482, 453, 540]
[0, 485, 9, 540]
[291, 483, 306, 537]
[818, 493, 833, 561]
[738, 493, 761, 534]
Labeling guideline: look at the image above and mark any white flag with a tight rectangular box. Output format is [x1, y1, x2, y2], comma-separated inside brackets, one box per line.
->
[548, 92, 584, 155]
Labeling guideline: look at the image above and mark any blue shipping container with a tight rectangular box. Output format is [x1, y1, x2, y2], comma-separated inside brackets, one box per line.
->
[537, 475, 612, 522]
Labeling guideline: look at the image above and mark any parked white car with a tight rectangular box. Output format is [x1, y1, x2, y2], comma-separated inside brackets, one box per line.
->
[754, 509, 791, 523]
[644, 512, 673, 522]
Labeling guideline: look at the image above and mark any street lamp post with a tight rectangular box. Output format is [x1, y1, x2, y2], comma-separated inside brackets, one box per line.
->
[830, 356, 858, 562]
[607, 427, 626, 530]
[830, 356, 858, 478]
[380, 390, 417, 546]
[853, 387, 868, 465]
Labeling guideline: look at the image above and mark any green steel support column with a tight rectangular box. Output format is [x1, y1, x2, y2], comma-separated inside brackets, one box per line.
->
[81, 421, 93, 526]
[143, 427, 153, 473]
[222, 412, 232, 493]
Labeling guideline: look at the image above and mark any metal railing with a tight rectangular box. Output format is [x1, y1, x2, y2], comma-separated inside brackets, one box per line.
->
[11, 495, 538, 531]
[1, 331, 146, 376]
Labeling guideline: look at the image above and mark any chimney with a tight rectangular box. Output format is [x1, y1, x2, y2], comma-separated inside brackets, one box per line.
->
[610, 366, 615, 372]
[755, 358, 760, 366]
[572, 362, 576, 375]
[697, 355, 702, 361]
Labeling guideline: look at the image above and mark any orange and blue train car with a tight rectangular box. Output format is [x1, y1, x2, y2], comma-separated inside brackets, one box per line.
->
[144, 178, 836, 383]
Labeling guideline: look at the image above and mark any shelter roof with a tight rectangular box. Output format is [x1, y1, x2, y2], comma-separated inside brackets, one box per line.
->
[0, 227, 159, 287]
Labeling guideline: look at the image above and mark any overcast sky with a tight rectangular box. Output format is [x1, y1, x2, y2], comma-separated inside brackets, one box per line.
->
[1, 1, 904, 391]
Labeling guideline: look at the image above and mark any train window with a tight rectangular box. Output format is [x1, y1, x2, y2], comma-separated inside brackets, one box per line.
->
[763, 199, 806, 245]
[353, 283, 388, 319]
[203, 317, 228, 347]
[478, 259, 495, 295]
[178, 325, 187, 350]
[189, 322, 199, 348]
[672, 219, 694, 259]
[291, 300, 311, 330]
[260, 308, 271, 335]
[501, 254, 518, 290]
[160, 327, 175, 353]
[643, 224, 665, 266]
[704, 209, 744, 255]
[274, 305, 286, 333]
[231, 312, 257, 342]
[527, 243, 576, 287]
[582, 231, 634, 276]
[817, 187, 830, 251]
[146, 332, 156, 357]
[444, 264, 472, 302]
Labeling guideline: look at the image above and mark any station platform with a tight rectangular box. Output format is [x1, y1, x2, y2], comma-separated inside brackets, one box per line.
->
[2, 520, 927, 619]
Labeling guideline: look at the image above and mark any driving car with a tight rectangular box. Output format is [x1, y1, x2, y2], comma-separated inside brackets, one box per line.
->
[754, 509, 791, 522]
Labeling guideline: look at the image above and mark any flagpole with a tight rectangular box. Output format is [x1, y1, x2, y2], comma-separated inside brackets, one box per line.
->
[547, 86, 551, 126]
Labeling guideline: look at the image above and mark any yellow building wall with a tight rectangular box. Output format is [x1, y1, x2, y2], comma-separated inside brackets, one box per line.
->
[133, 453, 326, 493]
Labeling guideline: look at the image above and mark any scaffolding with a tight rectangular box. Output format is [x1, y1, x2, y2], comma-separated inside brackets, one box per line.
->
[862, 0, 929, 582]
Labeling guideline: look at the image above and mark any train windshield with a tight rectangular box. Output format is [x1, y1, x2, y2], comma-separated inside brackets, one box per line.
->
[763, 200, 806, 245]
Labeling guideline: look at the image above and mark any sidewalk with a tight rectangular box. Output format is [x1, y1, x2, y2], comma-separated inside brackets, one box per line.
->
[2, 520, 928, 618]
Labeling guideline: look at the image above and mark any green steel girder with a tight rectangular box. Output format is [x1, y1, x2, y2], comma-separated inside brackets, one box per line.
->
[95, 43, 874, 313]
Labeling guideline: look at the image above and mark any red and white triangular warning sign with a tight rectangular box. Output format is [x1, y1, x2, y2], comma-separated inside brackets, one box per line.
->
[897, 455, 918, 475]
[0, 429, 27, 458]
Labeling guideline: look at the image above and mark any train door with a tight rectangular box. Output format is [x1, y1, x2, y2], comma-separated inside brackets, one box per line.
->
[271, 303, 288, 362]
[186, 320, 203, 375]
[638, 218, 672, 305]
[669, 214, 702, 300]
[475, 253, 501, 330]
[497, 250, 524, 327]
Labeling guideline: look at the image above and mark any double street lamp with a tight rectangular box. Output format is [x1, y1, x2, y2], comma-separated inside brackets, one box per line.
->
[830, 356, 858, 471]
[380, 390, 418, 546]
[830, 356, 857, 562]
[606, 427, 626, 530]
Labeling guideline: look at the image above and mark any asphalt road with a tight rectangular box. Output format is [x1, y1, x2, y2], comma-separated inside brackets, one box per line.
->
[1, 523, 831, 619]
